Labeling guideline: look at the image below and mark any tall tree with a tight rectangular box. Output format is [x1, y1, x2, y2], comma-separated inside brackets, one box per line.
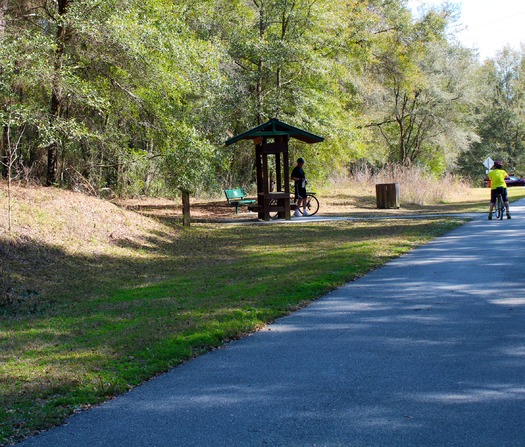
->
[1, 0, 47, 180]
[46, 0, 69, 185]
[458, 46, 525, 179]
[1, 0, 225, 194]
[204, 0, 382, 183]
[359, 3, 477, 171]
[4, 0, 519, 194]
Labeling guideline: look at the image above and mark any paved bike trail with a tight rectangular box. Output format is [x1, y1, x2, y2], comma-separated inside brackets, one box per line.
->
[18, 201, 525, 446]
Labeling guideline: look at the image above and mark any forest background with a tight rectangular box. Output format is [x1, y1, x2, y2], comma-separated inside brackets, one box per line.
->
[1, 0, 525, 198]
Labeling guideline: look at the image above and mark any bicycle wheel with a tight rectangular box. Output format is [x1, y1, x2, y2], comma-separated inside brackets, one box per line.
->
[495, 194, 504, 220]
[300, 194, 319, 216]
[268, 199, 279, 219]
[498, 195, 505, 220]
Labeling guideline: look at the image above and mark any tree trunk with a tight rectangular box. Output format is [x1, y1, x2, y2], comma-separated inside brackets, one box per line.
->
[1, 125, 7, 178]
[255, 1, 266, 125]
[0, 0, 6, 35]
[0, 2, 6, 178]
[46, 0, 69, 186]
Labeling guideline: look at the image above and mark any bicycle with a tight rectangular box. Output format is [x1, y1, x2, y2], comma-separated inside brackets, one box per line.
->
[296, 192, 319, 216]
[269, 192, 319, 219]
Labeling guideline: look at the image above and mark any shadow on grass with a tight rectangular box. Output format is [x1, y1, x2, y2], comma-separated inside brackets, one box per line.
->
[117, 200, 236, 224]
[0, 217, 463, 445]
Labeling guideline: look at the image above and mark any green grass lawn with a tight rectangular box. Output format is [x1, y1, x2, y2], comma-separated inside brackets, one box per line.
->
[1, 216, 466, 445]
[2, 186, 525, 445]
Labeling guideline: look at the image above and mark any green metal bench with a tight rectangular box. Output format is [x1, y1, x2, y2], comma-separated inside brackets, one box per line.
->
[224, 188, 256, 214]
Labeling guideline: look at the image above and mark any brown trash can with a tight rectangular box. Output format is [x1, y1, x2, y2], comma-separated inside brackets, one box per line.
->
[376, 183, 400, 209]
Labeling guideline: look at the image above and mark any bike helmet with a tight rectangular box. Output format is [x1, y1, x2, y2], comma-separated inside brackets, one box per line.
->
[493, 160, 503, 168]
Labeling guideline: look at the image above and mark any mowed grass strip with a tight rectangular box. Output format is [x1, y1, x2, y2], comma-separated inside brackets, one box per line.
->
[2, 217, 464, 444]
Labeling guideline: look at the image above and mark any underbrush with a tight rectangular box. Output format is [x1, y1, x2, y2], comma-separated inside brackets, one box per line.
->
[327, 164, 471, 206]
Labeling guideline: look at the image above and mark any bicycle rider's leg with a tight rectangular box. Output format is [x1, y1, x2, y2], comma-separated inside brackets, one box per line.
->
[302, 196, 310, 215]
[297, 185, 308, 216]
[293, 184, 302, 216]
[293, 198, 302, 216]
[489, 189, 496, 219]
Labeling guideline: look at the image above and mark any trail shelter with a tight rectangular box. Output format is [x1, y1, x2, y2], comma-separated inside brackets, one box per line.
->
[225, 118, 324, 220]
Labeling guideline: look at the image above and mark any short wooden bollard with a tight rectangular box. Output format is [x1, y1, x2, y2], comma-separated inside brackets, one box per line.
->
[181, 189, 191, 227]
[376, 183, 400, 209]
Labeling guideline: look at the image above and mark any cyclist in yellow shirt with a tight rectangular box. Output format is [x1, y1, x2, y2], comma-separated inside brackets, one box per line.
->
[487, 161, 511, 220]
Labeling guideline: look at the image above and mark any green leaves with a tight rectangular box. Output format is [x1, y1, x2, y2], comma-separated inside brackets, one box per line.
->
[457, 47, 525, 179]
[357, 2, 478, 171]
[1, 0, 522, 192]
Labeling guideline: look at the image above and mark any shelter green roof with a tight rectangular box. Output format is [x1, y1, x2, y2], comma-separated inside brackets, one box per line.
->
[224, 118, 324, 146]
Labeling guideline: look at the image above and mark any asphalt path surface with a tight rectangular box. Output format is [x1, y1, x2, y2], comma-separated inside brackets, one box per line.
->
[17, 201, 525, 447]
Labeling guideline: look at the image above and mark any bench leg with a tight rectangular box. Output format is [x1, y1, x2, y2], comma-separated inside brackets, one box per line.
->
[235, 203, 239, 214]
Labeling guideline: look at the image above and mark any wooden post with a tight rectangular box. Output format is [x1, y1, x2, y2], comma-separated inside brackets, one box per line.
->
[275, 153, 282, 192]
[283, 137, 290, 195]
[376, 183, 400, 209]
[181, 189, 191, 226]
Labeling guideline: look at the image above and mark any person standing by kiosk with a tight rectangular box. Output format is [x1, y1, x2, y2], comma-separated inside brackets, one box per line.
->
[291, 157, 308, 217]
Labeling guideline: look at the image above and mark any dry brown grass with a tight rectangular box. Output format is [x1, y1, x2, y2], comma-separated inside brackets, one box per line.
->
[324, 165, 473, 211]
[1, 185, 177, 255]
[2, 178, 505, 318]
[0, 177, 497, 244]
[0, 185, 182, 305]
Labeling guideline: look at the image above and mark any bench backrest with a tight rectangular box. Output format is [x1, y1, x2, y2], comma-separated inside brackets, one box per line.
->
[224, 188, 247, 201]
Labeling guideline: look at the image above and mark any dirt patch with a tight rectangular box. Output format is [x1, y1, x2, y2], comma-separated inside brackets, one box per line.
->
[114, 197, 232, 217]
[114, 196, 254, 222]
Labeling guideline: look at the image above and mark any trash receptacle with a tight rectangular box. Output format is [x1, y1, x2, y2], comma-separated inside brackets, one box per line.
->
[376, 183, 400, 209]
